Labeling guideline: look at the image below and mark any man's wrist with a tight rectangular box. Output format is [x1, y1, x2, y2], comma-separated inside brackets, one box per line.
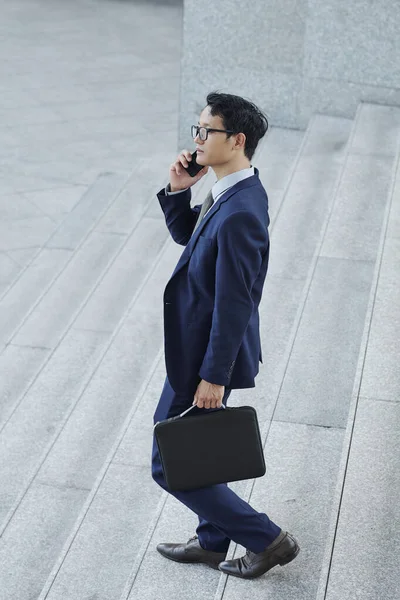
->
[166, 183, 188, 194]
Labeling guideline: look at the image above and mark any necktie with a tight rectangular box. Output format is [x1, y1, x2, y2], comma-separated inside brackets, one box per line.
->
[193, 190, 214, 234]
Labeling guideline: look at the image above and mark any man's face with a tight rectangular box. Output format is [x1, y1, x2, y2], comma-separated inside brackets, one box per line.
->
[194, 106, 235, 167]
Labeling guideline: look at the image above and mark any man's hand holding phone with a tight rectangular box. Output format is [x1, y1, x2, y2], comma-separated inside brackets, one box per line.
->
[169, 150, 209, 192]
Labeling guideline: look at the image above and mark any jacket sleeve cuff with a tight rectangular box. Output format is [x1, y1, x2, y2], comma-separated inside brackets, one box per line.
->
[199, 360, 236, 387]
[165, 183, 189, 196]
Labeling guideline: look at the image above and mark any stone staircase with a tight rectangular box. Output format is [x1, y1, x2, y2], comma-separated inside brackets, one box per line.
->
[0, 102, 399, 600]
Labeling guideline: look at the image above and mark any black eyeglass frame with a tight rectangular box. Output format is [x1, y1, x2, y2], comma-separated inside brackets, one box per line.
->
[191, 125, 234, 141]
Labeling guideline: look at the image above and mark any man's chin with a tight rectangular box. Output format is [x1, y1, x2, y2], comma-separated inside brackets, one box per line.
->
[196, 151, 206, 165]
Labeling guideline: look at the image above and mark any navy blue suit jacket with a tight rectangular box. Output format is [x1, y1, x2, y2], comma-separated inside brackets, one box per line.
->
[158, 168, 270, 395]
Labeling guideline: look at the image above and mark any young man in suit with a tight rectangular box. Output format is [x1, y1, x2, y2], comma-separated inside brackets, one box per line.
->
[152, 92, 299, 579]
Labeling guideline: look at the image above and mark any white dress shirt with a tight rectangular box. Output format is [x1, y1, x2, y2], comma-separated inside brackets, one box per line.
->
[166, 167, 255, 218]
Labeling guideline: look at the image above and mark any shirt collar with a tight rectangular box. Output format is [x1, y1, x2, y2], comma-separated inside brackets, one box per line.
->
[211, 167, 255, 201]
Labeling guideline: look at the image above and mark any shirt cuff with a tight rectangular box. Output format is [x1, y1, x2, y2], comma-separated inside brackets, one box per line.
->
[165, 183, 189, 195]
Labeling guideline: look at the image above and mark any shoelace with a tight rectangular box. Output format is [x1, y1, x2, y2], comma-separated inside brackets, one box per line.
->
[243, 550, 254, 566]
[188, 535, 198, 543]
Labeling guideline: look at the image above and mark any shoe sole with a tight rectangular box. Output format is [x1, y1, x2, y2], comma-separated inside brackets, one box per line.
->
[157, 548, 221, 571]
[279, 543, 300, 566]
[218, 543, 300, 579]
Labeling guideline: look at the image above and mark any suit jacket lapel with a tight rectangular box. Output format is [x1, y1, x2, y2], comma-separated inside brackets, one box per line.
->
[169, 171, 260, 279]
[189, 172, 260, 250]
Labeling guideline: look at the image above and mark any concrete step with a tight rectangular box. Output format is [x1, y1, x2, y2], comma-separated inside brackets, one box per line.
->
[218, 103, 400, 600]
[0, 171, 131, 442]
[0, 196, 176, 517]
[0, 157, 178, 599]
[318, 108, 400, 600]
[0, 159, 173, 426]
[33, 120, 354, 600]
[0, 248, 36, 298]
[0, 237, 181, 600]
[0, 171, 129, 347]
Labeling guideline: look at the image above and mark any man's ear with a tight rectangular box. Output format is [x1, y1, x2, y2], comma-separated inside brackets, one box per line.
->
[234, 132, 246, 151]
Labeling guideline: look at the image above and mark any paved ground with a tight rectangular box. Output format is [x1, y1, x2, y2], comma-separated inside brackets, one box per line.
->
[0, 2, 399, 600]
[0, 0, 181, 224]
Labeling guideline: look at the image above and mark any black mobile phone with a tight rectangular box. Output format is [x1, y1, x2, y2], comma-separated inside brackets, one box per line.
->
[183, 151, 204, 177]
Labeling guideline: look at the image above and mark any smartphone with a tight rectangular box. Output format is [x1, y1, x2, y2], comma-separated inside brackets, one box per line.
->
[183, 151, 204, 177]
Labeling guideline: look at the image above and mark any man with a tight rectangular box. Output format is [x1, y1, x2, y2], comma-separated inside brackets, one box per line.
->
[152, 92, 299, 579]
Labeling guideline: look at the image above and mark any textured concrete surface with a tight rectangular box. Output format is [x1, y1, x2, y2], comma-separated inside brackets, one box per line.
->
[180, 0, 400, 137]
[0, 482, 88, 600]
[324, 398, 400, 600]
[43, 465, 163, 600]
[267, 116, 351, 280]
[274, 257, 374, 428]
[0, 329, 110, 525]
[222, 421, 344, 600]
[0, 2, 399, 600]
[360, 161, 400, 402]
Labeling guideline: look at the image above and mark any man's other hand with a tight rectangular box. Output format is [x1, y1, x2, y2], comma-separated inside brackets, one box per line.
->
[193, 379, 225, 409]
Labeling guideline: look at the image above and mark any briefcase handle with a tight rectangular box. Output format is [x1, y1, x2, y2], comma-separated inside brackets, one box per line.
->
[179, 403, 226, 418]
[153, 403, 227, 431]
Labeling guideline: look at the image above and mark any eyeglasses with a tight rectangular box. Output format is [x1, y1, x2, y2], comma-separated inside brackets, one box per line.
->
[191, 125, 234, 141]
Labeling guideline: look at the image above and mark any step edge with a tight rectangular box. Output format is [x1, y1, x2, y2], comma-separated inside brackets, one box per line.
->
[314, 120, 400, 600]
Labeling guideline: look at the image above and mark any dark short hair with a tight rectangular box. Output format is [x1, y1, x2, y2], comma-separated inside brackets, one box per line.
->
[205, 92, 269, 160]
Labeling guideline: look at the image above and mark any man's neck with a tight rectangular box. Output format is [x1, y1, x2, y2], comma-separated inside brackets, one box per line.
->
[212, 159, 251, 181]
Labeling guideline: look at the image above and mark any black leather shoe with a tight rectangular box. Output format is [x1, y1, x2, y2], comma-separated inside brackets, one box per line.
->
[218, 530, 299, 579]
[157, 535, 227, 570]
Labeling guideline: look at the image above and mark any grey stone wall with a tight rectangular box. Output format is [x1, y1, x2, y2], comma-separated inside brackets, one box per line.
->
[179, 0, 400, 145]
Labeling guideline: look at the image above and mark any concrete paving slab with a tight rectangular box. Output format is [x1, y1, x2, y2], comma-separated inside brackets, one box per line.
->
[255, 126, 304, 223]
[22, 185, 88, 217]
[11, 231, 126, 349]
[0, 248, 72, 346]
[258, 275, 306, 402]
[267, 118, 350, 280]
[0, 482, 87, 600]
[74, 218, 169, 333]
[5, 247, 39, 268]
[360, 236, 400, 401]
[0, 192, 44, 220]
[258, 129, 304, 187]
[387, 169, 400, 241]
[275, 257, 374, 428]
[320, 154, 394, 260]
[0, 215, 57, 251]
[0, 344, 49, 426]
[37, 241, 182, 490]
[46, 172, 129, 250]
[0, 173, 79, 194]
[113, 376, 166, 468]
[0, 329, 109, 526]
[43, 465, 163, 600]
[300, 115, 352, 159]
[14, 138, 136, 164]
[13, 160, 111, 187]
[0, 104, 64, 127]
[96, 164, 172, 235]
[125, 494, 220, 600]
[0, 252, 23, 295]
[350, 103, 400, 157]
[324, 398, 400, 600]
[221, 421, 344, 600]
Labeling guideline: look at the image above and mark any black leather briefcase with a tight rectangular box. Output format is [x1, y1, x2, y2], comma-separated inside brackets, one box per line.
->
[154, 404, 266, 492]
